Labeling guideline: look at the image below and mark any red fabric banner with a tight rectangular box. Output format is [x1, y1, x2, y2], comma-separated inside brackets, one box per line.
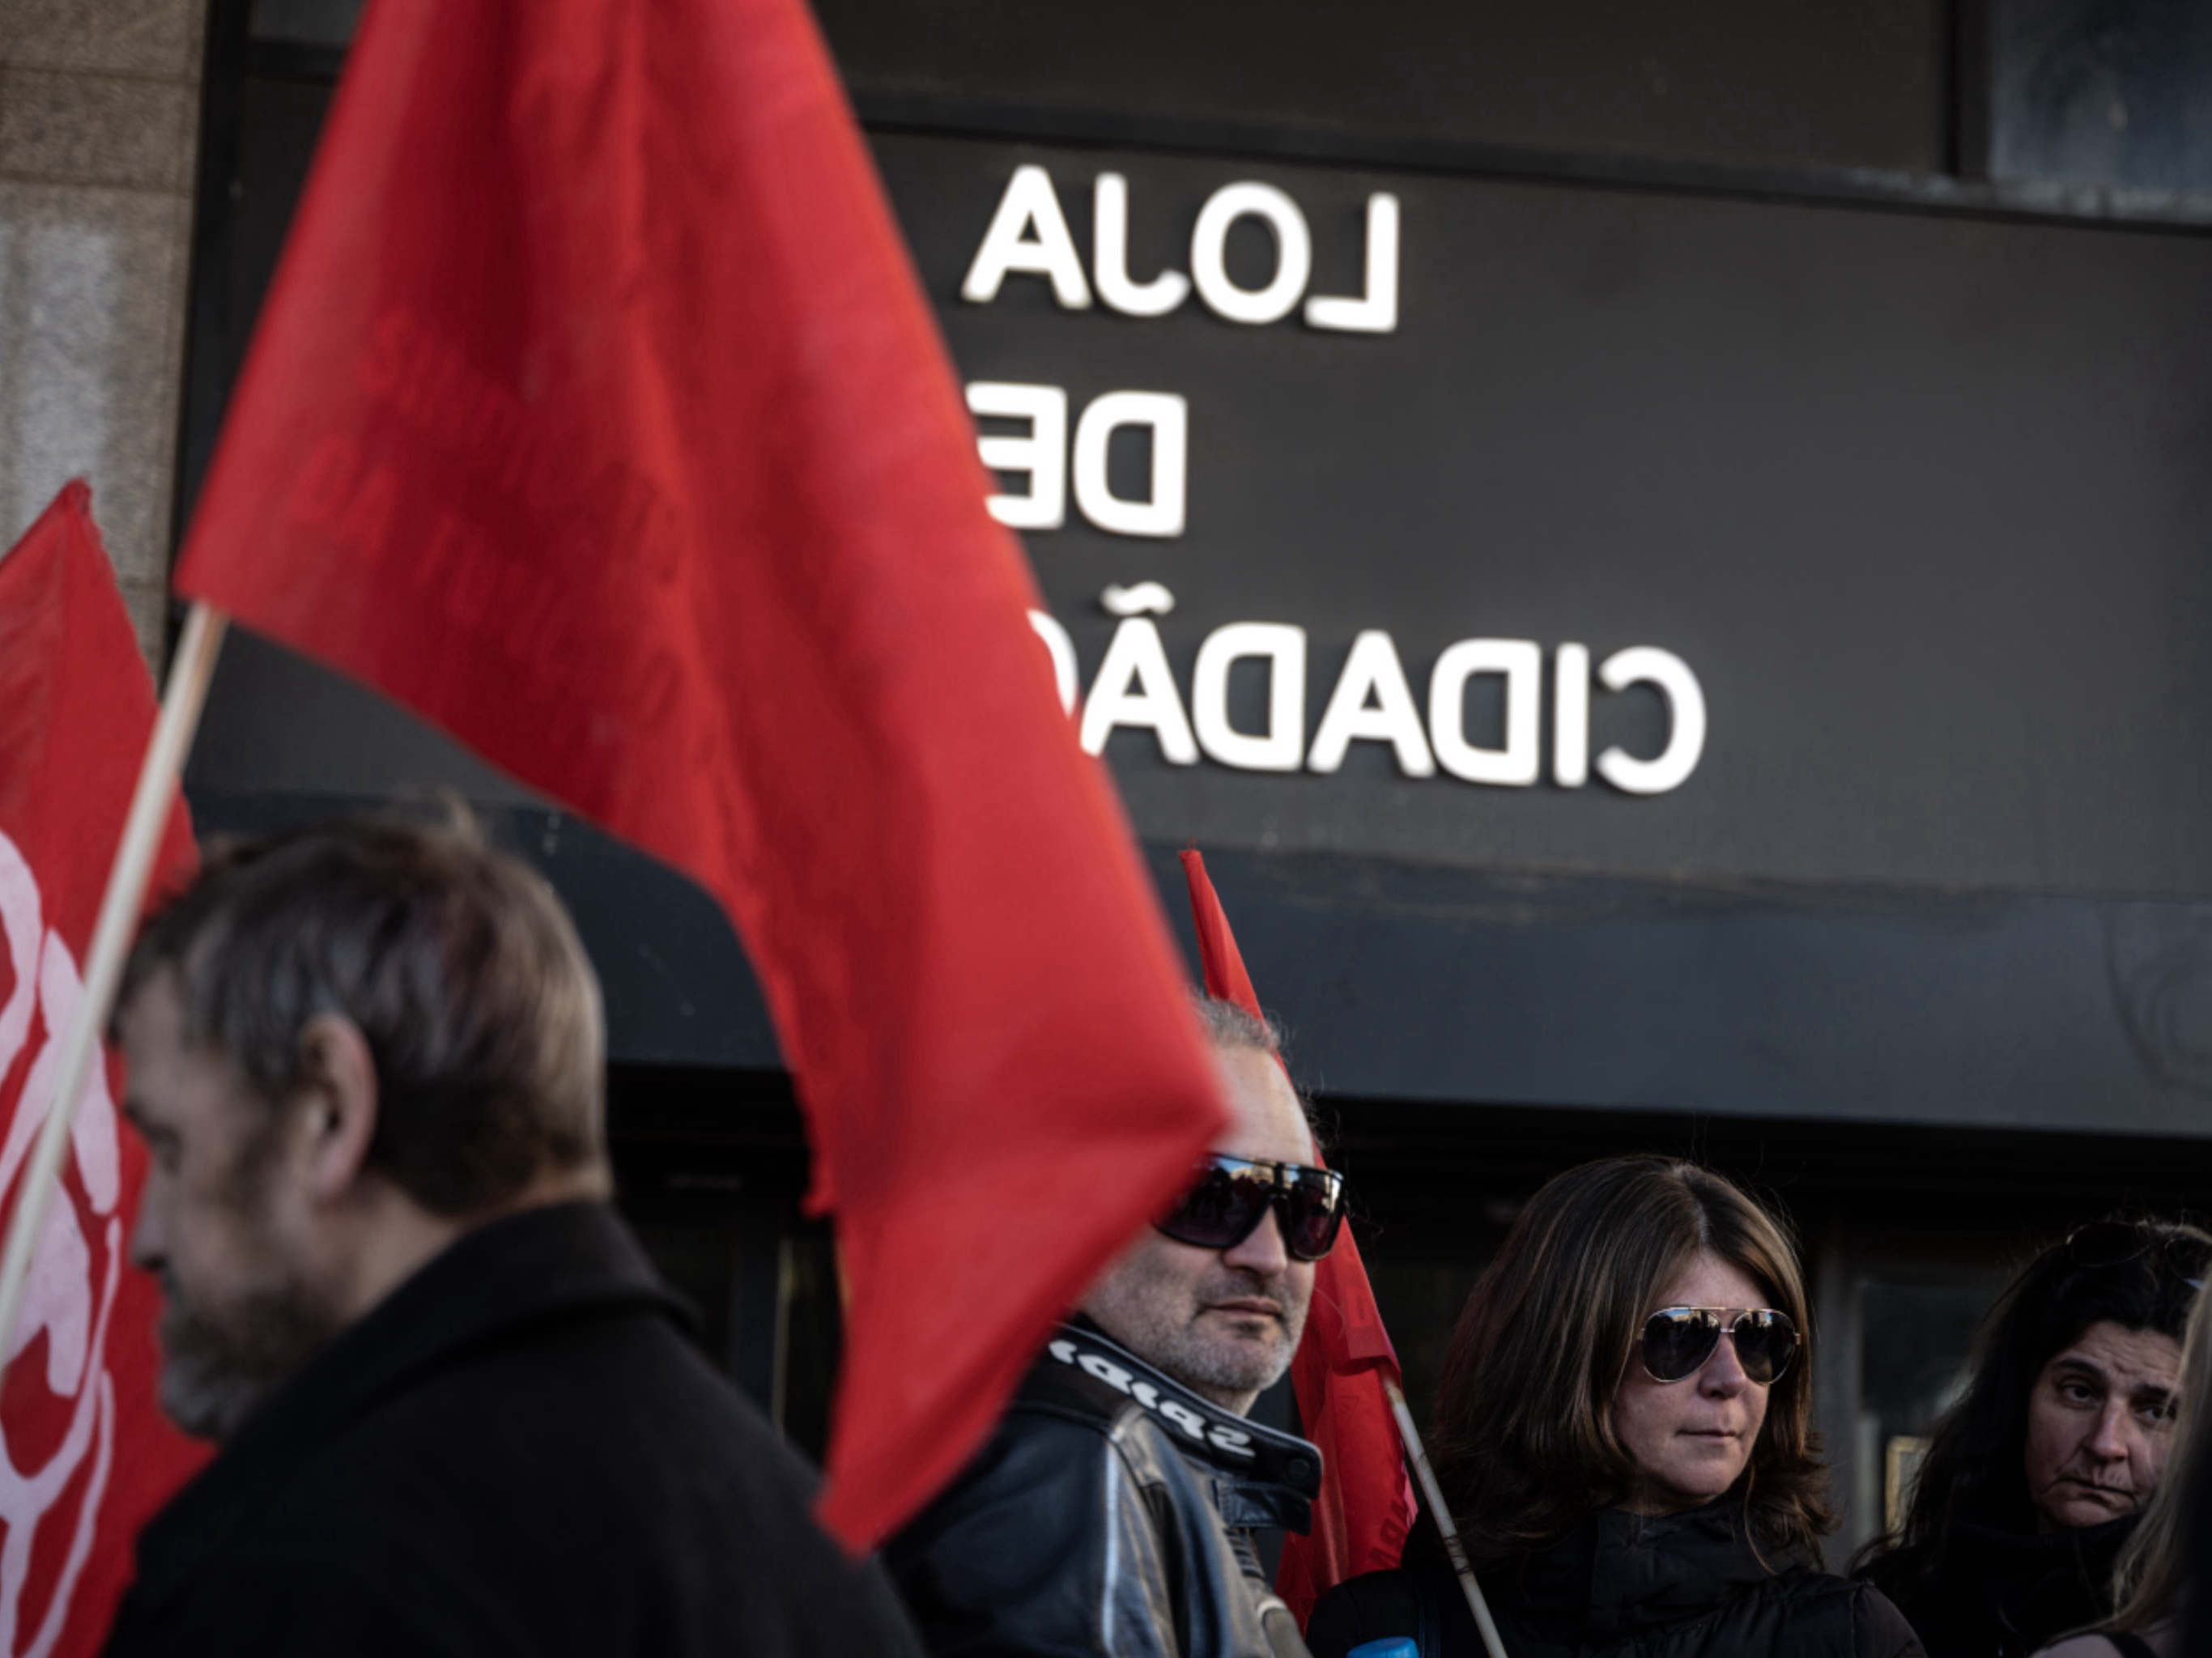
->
[170, 0, 1225, 1551]
[1178, 849, 1415, 1626]
[0, 483, 206, 1656]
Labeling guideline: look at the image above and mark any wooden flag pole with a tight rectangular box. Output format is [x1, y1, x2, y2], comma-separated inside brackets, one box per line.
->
[1384, 1373, 1511, 1658]
[0, 602, 228, 1390]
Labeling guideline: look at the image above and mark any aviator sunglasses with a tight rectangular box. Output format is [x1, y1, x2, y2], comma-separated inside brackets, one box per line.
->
[1155, 1154, 1348, 1263]
[1639, 1307, 1800, 1386]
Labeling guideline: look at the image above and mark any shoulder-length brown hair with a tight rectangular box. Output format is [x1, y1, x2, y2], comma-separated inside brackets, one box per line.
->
[1426, 1155, 1832, 1567]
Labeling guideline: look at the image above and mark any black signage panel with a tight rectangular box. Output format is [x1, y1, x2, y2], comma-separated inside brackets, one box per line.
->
[874, 134, 2212, 901]
[819, 0, 1946, 179]
[179, 98, 2212, 1133]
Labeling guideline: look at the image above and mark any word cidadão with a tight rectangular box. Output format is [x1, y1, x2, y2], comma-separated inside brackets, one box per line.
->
[1027, 597, 1706, 796]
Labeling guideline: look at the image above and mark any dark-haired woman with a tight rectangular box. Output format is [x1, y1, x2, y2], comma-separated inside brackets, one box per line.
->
[1856, 1220, 2209, 1658]
[2031, 1277, 2212, 1658]
[1307, 1155, 1921, 1658]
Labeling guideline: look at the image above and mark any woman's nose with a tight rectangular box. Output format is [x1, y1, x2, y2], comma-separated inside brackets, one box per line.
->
[2084, 1401, 2133, 1461]
[1699, 1329, 1751, 1393]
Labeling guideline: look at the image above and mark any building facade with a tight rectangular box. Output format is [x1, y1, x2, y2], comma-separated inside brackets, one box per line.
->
[8, 0, 2212, 1556]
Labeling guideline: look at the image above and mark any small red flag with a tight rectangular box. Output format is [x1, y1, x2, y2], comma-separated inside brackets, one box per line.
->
[0, 483, 207, 1655]
[1179, 849, 1416, 1626]
[170, 0, 1225, 1551]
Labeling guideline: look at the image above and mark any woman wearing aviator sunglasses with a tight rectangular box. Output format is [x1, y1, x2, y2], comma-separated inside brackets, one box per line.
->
[1308, 1156, 1922, 1658]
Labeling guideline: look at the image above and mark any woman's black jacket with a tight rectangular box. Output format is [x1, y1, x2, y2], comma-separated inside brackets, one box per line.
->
[1306, 1502, 1925, 1658]
[1857, 1514, 2138, 1658]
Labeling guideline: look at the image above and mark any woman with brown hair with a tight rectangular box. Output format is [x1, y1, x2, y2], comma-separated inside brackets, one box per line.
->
[1307, 1155, 1922, 1658]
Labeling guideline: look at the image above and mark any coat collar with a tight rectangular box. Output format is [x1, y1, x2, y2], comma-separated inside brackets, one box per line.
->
[1951, 1511, 2140, 1639]
[1489, 1500, 1803, 1639]
[126, 1201, 686, 1614]
[1028, 1320, 1322, 1533]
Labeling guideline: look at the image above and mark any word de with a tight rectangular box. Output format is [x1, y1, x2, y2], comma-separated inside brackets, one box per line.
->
[968, 382, 1186, 538]
[965, 165, 1398, 334]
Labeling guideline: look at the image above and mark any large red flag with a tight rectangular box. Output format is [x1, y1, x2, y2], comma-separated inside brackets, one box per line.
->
[0, 483, 206, 1656]
[1179, 849, 1416, 1626]
[170, 0, 1225, 1550]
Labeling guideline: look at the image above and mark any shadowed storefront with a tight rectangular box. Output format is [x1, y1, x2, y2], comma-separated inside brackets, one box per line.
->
[172, 0, 2212, 1558]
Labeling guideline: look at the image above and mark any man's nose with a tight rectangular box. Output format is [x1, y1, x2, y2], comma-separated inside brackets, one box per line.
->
[1221, 1203, 1291, 1277]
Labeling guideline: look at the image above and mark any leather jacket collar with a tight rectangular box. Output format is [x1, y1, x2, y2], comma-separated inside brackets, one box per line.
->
[1032, 1320, 1323, 1533]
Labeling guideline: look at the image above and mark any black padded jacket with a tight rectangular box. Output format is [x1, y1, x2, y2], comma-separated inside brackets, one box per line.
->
[886, 1320, 1321, 1658]
[101, 1203, 924, 1658]
[1306, 1502, 1925, 1658]
[1857, 1513, 2138, 1658]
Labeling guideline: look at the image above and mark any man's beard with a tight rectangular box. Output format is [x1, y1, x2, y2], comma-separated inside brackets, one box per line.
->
[158, 1251, 344, 1443]
[1099, 1262, 1309, 1406]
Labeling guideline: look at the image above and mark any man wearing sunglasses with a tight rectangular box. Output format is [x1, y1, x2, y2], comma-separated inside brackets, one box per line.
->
[887, 998, 1335, 1658]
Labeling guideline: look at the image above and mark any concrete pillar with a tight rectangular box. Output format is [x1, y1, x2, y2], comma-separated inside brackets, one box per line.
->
[0, 0, 210, 665]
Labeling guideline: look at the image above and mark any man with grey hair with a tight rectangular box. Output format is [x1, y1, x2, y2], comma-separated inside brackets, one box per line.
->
[100, 814, 923, 1658]
[887, 997, 1338, 1658]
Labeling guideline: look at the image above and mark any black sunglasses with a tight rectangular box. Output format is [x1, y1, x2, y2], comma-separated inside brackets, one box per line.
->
[1155, 1154, 1347, 1262]
[2065, 1222, 2210, 1290]
[1640, 1307, 1799, 1386]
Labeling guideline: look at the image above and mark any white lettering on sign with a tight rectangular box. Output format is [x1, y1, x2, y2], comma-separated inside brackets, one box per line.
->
[1094, 173, 1191, 317]
[967, 383, 1066, 529]
[1429, 638, 1542, 787]
[1082, 617, 1198, 763]
[969, 384, 1189, 540]
[1193, 623, 1307, 772]
[1305, 193, 1400, 334]
[1072, 392, 1187, 538]
[1027, 610, 1078, 715]
[962, 164, 1091, 308]
[1027, 598, 1708, 794]
[1553, 642, 1591, 787]
[1191, 182, 1312, 326]
[963, 167, 1399, 334]
[959, 164, 1704, 799]
[1594, 646, 1705, 794]
[1308, 630, 1436, 777]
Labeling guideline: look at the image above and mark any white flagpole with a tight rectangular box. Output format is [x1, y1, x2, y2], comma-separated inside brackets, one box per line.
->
[1384, 1373, 1511, 1658]
[0, 602, 228, 1390]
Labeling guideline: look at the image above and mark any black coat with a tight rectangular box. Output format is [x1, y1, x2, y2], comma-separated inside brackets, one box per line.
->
[886, 1320, 1319, 1658]
[1858, 1514, 2138, 1658]
[1308, 1503, 1924, 1658]
[101, 1201, 925, 1658]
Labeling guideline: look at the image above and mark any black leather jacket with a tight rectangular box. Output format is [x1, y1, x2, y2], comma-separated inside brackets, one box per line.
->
[1308, 1502, 1924, 1658]
[887, 1320, 1321, 1658]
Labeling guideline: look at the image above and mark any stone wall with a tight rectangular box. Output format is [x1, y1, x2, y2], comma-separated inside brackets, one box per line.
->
[1, 0, 208, 665]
